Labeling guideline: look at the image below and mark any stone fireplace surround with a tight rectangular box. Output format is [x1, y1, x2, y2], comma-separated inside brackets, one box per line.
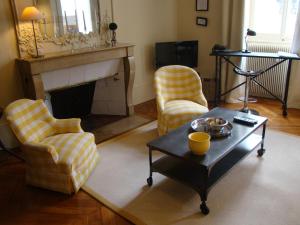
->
[16, 43, 135, 117]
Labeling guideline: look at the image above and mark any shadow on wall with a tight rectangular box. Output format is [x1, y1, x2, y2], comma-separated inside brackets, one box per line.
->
[0, 1, 23, 107]
[146, 43, 155, 72]
[0, 52, 24, 107]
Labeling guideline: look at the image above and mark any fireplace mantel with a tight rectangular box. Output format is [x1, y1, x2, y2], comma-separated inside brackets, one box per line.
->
[16, 43, 135, 115]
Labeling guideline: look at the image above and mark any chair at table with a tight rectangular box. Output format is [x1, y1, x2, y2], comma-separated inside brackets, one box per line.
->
[233, 68, 262, 115]
[154, 65, 209, 136]
[4, 99, 99, 194]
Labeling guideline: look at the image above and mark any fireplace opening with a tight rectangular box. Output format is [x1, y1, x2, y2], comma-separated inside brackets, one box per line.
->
[50, 82, 96, 119]
[49, 82, 126, 132]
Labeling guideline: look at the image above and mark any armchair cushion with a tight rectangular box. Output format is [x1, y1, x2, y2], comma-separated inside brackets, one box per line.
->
[54, 118, 83, 134]
[41, 132, 95, 170]
[164, 100, 209, 116]
[162, 100, 209, 132]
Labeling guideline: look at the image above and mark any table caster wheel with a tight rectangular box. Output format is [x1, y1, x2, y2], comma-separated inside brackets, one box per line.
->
[257, 148, 265, 157]
[147, 177, 153, 186]
[200, 202, 210, 215]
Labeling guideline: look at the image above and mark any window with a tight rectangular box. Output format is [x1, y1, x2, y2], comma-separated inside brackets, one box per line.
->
[247, 0, 299, 42]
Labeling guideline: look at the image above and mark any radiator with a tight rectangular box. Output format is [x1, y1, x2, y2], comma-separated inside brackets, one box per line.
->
[245, 42, 291, 99]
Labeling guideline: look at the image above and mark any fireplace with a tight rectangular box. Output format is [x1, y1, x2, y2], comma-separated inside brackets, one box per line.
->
[16, 43, 135, 118]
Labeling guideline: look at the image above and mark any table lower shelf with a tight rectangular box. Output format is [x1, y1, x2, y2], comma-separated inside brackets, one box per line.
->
[151, 134, 262, 193]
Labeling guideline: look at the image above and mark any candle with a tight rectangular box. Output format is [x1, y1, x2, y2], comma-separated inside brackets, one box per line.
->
[82, 10, 87, 32]
[75, 10, 78, 32]
[94, 9, 98, 30]
[98, 0, 102, 25]
[96, 0, 102, 35]
[64, 11, 69, 32]
[43, 17, 47, 38]
[111, 0, 114, 22]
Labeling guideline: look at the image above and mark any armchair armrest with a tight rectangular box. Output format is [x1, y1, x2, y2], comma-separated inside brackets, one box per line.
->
[54, 118, 83, 134]
[22, 142, 59, 164]
[156, 94, 165, 111]
[195, 94, 208, 108]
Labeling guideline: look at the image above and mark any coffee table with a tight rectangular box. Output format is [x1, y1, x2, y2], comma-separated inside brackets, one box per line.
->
[146, 107, 268, 215]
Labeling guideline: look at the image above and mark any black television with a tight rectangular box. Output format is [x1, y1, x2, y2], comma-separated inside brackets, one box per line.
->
[155, 40, 198, 68]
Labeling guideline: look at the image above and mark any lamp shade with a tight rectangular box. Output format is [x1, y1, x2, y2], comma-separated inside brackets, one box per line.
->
[20, 6, 42, 21]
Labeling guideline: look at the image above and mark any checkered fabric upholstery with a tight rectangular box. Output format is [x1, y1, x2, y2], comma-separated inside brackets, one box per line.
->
[5, 99, 99, 194]
[154, 65, 209, 135]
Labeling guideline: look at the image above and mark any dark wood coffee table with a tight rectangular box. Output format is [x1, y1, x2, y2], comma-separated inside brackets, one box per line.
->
[146, 107, 267, 215]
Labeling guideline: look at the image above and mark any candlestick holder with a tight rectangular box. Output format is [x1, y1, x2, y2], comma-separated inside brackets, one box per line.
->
[109, 22, 118, 46]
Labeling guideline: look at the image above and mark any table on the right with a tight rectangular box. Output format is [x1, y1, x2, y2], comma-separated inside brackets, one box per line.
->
[210, 50, 300, 116]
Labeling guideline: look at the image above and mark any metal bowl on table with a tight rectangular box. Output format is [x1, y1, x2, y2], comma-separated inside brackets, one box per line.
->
[191, 117, 232, 138]
[205, 117, 228, 133]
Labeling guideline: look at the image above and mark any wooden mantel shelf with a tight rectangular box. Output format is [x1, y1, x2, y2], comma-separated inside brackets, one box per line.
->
[16, 43, 135, 115]
[17, 43, 135, 74]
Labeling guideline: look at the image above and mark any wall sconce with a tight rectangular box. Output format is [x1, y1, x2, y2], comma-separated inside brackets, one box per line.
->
[21, 6, 43, 58]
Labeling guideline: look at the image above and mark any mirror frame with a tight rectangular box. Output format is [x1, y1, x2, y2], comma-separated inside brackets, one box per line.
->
[10, 0, 114, 58]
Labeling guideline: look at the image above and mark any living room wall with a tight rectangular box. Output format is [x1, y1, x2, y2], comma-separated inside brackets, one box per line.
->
[177, 0, 222, 79]
[0, 1, 23, 107]
[114, 0, 178, 104]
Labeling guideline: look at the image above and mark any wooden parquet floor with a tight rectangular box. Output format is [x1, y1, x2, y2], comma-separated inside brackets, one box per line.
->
[1, 98, 300, 225]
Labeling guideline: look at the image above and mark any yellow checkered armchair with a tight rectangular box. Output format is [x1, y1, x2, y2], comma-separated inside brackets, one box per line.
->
[5, 99, 99, 194]
[154, 65, 209, 135]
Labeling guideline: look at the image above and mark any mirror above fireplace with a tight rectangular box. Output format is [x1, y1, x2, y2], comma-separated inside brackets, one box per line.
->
[10, 0, 114, 58]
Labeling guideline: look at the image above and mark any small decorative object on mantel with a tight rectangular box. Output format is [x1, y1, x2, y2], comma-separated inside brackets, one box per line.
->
[196, 0, 209, 11]
[109, 22, 118, 46]
[197, 17, 208, 27]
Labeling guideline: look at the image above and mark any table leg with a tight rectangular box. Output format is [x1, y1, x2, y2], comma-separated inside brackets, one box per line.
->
[199, 168, 210, 215]
[257, 123, 266, 157]
[147, 147, 153, 186]
[217, 56, 222, 105]
[214, 56, 219, 107]
[282, 59, 292, 117]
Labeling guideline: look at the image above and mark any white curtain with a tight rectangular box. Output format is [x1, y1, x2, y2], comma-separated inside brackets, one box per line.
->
[221, 0, 245, 103]
[288, 1, 300, 109]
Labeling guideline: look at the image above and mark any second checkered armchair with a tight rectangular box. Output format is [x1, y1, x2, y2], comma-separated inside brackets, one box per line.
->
[5, 99, 99, 194]
[154, 65, 209, 135]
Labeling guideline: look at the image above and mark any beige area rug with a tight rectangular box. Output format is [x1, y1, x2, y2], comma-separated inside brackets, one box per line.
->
[83, 121, 300, 225]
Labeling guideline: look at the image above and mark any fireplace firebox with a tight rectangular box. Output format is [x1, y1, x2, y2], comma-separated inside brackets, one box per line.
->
[50, 82, 96, 119]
